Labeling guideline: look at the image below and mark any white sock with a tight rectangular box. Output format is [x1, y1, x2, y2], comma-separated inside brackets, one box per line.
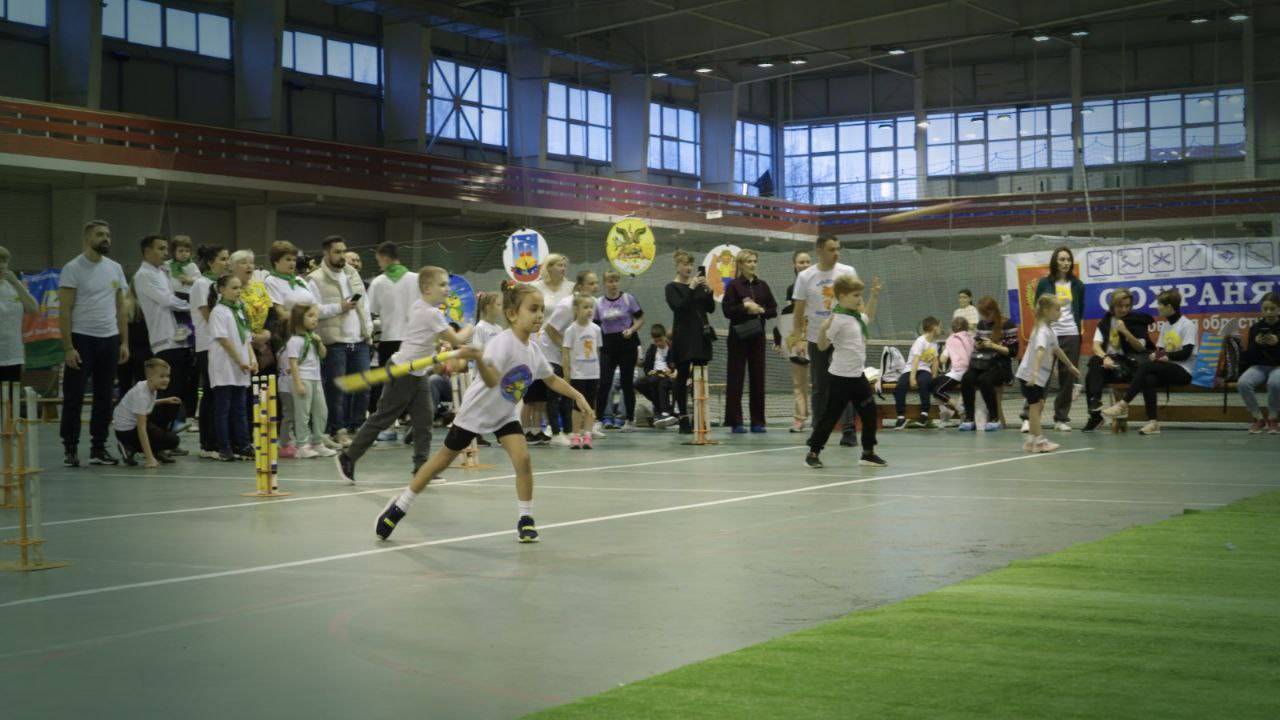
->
[518, 500, 533, 519]
[395, 487, 418, 511]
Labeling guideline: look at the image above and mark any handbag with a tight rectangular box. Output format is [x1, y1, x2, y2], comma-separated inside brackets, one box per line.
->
[731, 317, 763, 341]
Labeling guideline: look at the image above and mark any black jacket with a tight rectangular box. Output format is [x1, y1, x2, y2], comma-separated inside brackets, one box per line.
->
[665, 281, 715, 364]
[1244, 318, 1280, 369]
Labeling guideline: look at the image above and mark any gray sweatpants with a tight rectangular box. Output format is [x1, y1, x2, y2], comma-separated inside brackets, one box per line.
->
[346, 373, 434, 471]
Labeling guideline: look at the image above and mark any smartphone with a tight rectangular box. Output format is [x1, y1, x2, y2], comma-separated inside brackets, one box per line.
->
[696, 265, 706, 277]
[349, 293, 362, 303]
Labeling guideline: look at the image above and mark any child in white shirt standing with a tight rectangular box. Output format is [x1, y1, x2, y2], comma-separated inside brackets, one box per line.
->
[562, 294, 603, 449]
[283, 304, 336, 459]
[805, 274, 884, 469]
[893, 316, 942, 429]
[375, 282, 594, 543]
[208, 275, 257, 461]
[1017, 295, 1080, 452]
[935, 316, 973, 426]
[113, 357, 184, 467]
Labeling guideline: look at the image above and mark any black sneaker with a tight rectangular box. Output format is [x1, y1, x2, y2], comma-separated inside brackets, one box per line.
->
[336, 453, 356, 484]
[524, 431, 538, 443]
[893, 416, 908, 430]
[860, 452, 888, 467]
[375, 498, 406, 541]
[535, 432, 551, 445]
[234, 447, 256, 461]
[839, 435, 856, 447]
[678, 416, 693, 435]
[476, 436, 492, 447]
[517, 515, 539, 543]
[63, 450, 80, 468]
[89, 447, 118, 466]
[1082, 413, 1104, 433]
[156, 451, 176, 465]
[167, 447, 189, 457]
[804, 452, 824, 469]
[118, 443, 137, 467]
[217, 451, 236, 462]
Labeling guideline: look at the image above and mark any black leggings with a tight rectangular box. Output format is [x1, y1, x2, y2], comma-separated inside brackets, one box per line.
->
[546, 363, 573, 434]
[807, 374, 877, 454]
[596, 337, 638, 421]
[961, 365, 1009, 422]
[1084, 356, 1126, 412]
[673, 360, 706, 418]
[1122, 361, 1192, 419]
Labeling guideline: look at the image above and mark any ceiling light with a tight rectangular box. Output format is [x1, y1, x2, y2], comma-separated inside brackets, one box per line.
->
[1188, 15, 1210, 24]
[756, 60, 774, 68]
[916, 120, 929, 129]
[651, 71, 668, 78]
[1069, 28, 1089, 37]
[789, 57, 808, 65]
[1197, 97, 1213, 106]
[1228, 12, 1249, 22]
[887, 47, 907, 56]
[996, 113, 1011, 121]
[695, 65, 713, 73]
[1080, 107, 1094, 115]
[877, 122, 893, 130]
[969, 116, 984, 123]
[1031, 33, 1051, 42]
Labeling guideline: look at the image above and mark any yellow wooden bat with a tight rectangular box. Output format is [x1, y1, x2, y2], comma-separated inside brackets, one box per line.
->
[334, 350, 463, 393]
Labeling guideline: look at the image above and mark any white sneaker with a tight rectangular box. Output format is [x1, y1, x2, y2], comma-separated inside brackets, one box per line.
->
[591, 422, 605, 438]
[621, 421, 636, 432]
[296, 445, 320, 459]
[1100, 402, 1128, 418]
[313, 443, 338, 457]
[320, 435, 343, 450]
[1022, 438, 1037, 453]
[1138, 421, 1161, 435]
[1054, 422, 1072, 432]
[549, 433, 571, 447]
[654, 413, 679, 429]
[1033, 437, 1061, 453]
[198, 449, 221, 460]
[335, 429, 353, 447]
[1020, 419, 1030, 433]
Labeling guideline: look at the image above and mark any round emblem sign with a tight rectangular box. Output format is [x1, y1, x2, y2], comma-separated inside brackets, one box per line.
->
[605, 218, 656, 277]
[503, 228, 550, 283]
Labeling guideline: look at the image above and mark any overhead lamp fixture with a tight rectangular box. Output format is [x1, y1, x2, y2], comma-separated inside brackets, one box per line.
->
[1228, 12, 1249, 22]
[651, 71, 668, 78]
[1069, 28, 1090, 37]
[877, 122, 893, 130]
[1080, 107, 1094, 115]
[1188, 15, 1210, 24]
[1031, 32, 1051, 42]
[756, 60, 775, 68]
[969, 116, 984, 123]
[695, 65, 713, 73]
[916, 120, 929, 129]
[789, 57, 808, 65]
[996, 113, 1011, 121]
[1197, 96, 1213, 106]
[887, 47, 907, 56]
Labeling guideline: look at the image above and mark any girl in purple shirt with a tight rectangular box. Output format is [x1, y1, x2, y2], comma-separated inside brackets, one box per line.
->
[593, 271, 645, 430]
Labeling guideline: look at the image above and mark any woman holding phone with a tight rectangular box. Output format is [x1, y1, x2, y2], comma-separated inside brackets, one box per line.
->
[666, 251, 716, 434]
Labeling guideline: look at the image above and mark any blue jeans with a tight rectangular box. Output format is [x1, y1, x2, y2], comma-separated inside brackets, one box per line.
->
[322, 342, 371, 434]
[1238, 365, 1280, 417]
[212, 385, 250, 454]
[61, 333, 120, 451]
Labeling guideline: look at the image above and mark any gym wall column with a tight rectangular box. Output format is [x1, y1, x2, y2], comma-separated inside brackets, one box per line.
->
[506, 40, 549, 168]
[610, 72, 651, 182]
[1070, 44, 1085, 190]
[1241, 18, 1255, 180]
[49, 0, 102, 108]
[913, 52, 927, 198]
[235, 205, 277, 253]
[50, 190, 96, 264]
[233, 0, 285, 133]
[383, 20, 430, 153]
[699, 87, 738, 194]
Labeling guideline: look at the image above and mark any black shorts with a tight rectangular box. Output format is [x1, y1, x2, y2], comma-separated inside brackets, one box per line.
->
[570, 378, 598, 403]
[1020, 380, 1045, 404]
[444, 420, 522, 451]
[524, 378, 548, 403]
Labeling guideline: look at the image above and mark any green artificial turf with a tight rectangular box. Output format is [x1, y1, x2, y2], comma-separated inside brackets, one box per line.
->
[530, 493, 1280, 719]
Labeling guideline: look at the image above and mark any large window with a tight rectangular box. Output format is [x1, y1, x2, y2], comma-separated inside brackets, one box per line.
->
[103, 0, 231, 59]
[783, 117, 917, 205]
[734, 119, 773, 196]
[648, 102, 700, 175]
[282, 30, 379, 85]
[547, 82, 611, 163]
[0, 0, 45, 26]
[426, 58, 507, 148]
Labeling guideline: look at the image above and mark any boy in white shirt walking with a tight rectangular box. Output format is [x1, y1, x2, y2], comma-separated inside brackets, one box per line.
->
[113, 358, 184, 467]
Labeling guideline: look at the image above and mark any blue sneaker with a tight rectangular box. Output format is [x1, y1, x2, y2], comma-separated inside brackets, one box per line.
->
[750, 424, 767, 433]
[376, 430, 398, 443]
[731, 425, 747, 434]
[957, 422, 976, 431]
[982, 422, 1002, 432]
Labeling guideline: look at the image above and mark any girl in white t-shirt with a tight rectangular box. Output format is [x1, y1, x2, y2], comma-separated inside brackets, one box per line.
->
[1102, 289, 1198, 435]
[562, 294, 603, 449]
[1016, 295, 1080, 453]
[207, 275, 257, 461]
[472, 292, 504, 352]
[190, 244, 227, 458]
[375, 282, 594, 544]
[283, 304, 335, 459]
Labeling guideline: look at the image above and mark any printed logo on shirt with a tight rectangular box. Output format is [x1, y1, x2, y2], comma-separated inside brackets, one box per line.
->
[1055, 284, 1072, 303]
[500, 365, 533, 403]
[819, 283, 835, 313]
[581, 338, 595, 358]
[919, 346, 938, 363]
[1160, 329, 1182, 351]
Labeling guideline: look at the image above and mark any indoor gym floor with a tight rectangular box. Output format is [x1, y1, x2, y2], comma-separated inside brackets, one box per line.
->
[1, 424, 1276, 719]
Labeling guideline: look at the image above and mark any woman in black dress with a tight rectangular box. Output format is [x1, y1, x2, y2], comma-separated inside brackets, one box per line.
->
[665, 249, 715, 434]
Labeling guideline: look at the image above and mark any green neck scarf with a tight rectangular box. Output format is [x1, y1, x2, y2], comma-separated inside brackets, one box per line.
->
[833, 304, 867, 336]
[384, 264, 409, 283]
[270, 271, 306, 290]
[168, 259, 189, 280]
[219, 300, 249, 342]
[299, 331, 318, 362]
[203, 271, 220, 282]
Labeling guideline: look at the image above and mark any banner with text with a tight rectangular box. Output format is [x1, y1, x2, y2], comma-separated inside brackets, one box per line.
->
[1005, 238, 1279, 388]
[20, 268, 63, 369]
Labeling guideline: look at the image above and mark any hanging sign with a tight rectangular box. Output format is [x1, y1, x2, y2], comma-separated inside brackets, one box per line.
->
[503, 228, 550, 283]
[702, 244, 741, 303]
[439, 274, 476, 326]
[605, 218, 656, 277]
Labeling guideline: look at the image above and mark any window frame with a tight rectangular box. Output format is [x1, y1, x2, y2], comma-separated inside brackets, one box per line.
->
[648, 100, 701, 177]
[547, 81, 612, 164]
[281, 27, 381, 86]
[425, 57, 509, 149]
[102, 0, 232, 60]
[734, 118, 773, 197]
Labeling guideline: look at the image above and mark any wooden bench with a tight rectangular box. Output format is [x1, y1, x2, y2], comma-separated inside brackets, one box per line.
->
[1107, 382, 1247, 431]
[874, 381, 1006, 426]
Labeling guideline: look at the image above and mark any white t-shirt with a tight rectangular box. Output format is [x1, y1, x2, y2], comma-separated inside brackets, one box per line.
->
[1093, 325, 1123, 356]
[264, 274, 322, 312]
[472, 320, 502, 351]
[533, 278, 574, 310]
[1159, 315, 1198, 376]
[454, 329, 553, 435]
[208, 303, 252, 387]
[390, 301, 449, 377]
[826, 312, 867, 378]
[0, 282, 25, 367]
[1016, 323, 1059, 386]
[953, 305, 980, 328]
[562, 321, 603, 380]
[538, 296, 577, 366]
[282, 334, 323, 383]
[793, 262, 857, 343]
[367, 271, 420, 343]
[112, 380, 156, 432]
[1050, 281, 1079, 337]
[905, 334, 939, 372]
[59, 253, 127, 338]
[190, 276, 214, 353]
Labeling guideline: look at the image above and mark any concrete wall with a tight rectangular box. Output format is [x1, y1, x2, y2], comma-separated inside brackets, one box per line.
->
[0, 33, 49, 100]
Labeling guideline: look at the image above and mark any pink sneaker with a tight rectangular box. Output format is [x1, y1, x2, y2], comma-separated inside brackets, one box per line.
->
[1249, 419, 1266, 434]
[569, 434, 582, 449]
[279, 444, 297, 459]
[581, 434, 593, 449]
[1034, 437, 1060, 453]
[1268, 419, 1280, 435]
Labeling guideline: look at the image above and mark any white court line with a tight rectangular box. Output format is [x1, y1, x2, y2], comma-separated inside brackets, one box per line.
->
[2, 446, 804, 530]
[0, 449, 1089, 609]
